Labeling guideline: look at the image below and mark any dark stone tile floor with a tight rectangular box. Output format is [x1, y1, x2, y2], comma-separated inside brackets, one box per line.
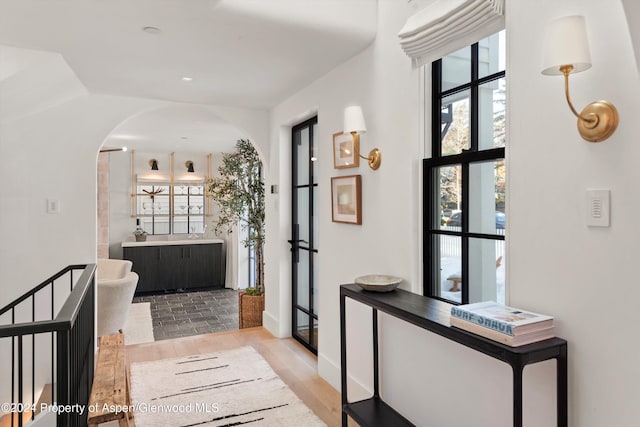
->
[133, 288, 239, 341]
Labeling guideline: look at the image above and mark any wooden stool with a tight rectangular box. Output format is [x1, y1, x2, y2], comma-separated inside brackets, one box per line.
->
[447, 275, 462, 292]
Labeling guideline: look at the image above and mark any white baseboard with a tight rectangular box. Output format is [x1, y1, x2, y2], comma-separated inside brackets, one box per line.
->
[262, 310, 285, 338]
[318, 352, 372, 401]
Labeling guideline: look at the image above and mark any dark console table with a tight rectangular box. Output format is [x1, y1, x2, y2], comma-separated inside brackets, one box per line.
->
[340, 284, 568, 427]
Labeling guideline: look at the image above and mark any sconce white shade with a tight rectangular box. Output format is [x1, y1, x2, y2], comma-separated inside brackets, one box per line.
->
[541, 15, 592, 75]
[343, 106, 367, 134]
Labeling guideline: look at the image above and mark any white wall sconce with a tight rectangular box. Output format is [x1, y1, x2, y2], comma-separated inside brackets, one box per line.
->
[343, 105, 381, 170]
[185, 160, 195, 173]
[541, 15, 619, 142]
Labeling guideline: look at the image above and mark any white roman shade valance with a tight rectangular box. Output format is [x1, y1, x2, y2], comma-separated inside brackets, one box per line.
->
[399, 0, 505, 67]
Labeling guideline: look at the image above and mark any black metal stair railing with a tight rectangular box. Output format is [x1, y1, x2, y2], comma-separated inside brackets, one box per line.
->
[0, 264, 96, 427]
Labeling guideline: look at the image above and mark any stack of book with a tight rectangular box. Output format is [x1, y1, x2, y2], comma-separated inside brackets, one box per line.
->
[450, 301, 554, 347]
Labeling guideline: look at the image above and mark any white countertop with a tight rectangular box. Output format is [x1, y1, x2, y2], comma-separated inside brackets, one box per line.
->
[121, 238, 224, 247]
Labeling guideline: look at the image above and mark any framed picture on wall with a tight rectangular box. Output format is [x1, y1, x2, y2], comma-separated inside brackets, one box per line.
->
[333, 132, 359, 169]
[331, 175, 362, 224]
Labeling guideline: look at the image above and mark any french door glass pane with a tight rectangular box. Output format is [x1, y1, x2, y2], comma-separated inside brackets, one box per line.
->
[435, 165, 462, 230]
[468, 238, 505, 304]
[479, 78, 506, 150]
[312, 318, 318, 349]
[441, 90, 470, 156]
[313, 185, 318, 247]
[468, 160, 506, 235]
[296, 128, 310, 186]
[435, 234, 461, 303]
[295, 309, 310, 336]
[296, 249, 310, 310]
[296, 188, 310, 245]
[312, 149, 318, 183]
[313, 252, 318, 314]
[441, 45, 471, 92]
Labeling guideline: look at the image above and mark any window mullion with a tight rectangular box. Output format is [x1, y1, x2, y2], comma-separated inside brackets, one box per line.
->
[470, 42, 479, 153]
[432, 60, 443, 158]
[462, 42, 479, 303]
[461, 160, 470, 304]
[424, 162, 437, 297]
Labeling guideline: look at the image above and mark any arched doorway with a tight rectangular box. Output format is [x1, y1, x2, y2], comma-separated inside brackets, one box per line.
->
[96, 104, 263, 342]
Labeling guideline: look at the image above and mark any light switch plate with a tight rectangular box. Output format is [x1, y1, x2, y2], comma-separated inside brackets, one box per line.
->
[586, 189, 609, 227]
[47, 199, 61, 214]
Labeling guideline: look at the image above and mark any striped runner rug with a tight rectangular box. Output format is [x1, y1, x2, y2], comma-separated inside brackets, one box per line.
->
[129, 346, 326, 426]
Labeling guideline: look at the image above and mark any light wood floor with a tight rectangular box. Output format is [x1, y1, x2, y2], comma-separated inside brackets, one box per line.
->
[125, 327, 346, 427]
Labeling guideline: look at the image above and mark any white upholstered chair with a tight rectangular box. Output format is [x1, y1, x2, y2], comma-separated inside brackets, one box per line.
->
[97, 259, 139, 336]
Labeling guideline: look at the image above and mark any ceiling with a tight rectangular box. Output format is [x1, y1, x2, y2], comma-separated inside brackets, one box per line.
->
[104, 105, 247, 154]
[0, 0, 377, 153]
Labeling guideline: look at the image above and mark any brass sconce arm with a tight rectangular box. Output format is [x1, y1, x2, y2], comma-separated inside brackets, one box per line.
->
[561, 65, 592, 121]
[559, 65, 619, 143]
[351, 131, 381, 170]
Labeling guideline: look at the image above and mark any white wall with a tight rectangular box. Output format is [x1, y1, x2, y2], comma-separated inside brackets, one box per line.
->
[0, 93, 157, 305]
[108, 151, 133, 259]
[0, 85, 267, 304]
[265, 0, 640, 425]
[508, 1, 640, 426]
[0, 57, 268, 411]
[0, 92, 158, 411]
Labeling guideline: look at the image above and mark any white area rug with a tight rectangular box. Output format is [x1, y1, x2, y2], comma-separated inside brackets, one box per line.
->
[123, 302, 155, 345]
[129, 346, 326, 427]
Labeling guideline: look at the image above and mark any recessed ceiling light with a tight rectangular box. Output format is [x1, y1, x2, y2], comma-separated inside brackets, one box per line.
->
[142, 26, 161, 34]
[182, 77, 193, 82]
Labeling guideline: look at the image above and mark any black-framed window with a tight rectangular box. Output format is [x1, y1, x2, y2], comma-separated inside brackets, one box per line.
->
[137, 182, 206, 235]
[424, 31, 506, 305]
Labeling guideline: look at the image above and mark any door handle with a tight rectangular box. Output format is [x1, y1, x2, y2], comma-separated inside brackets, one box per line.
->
[287, 239, 308, 245]
[290, 225, 302, 263]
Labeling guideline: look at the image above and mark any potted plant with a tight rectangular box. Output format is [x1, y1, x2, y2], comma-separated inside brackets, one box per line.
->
[134, 224, 148, 242]
[206, 139, 265, 328]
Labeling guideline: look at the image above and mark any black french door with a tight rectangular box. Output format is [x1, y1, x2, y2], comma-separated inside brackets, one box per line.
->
[290, 117, 318, 353]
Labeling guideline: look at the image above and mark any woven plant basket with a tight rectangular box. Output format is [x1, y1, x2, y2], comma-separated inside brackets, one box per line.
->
[239, 291, 265, 329]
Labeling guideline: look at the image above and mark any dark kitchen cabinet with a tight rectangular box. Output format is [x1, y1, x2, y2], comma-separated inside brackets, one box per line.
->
[122, 242, 225, 294]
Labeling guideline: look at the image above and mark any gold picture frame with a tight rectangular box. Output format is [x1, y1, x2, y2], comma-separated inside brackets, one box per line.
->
[331, 175, 362, 225]
[332, 132, 359, 169]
